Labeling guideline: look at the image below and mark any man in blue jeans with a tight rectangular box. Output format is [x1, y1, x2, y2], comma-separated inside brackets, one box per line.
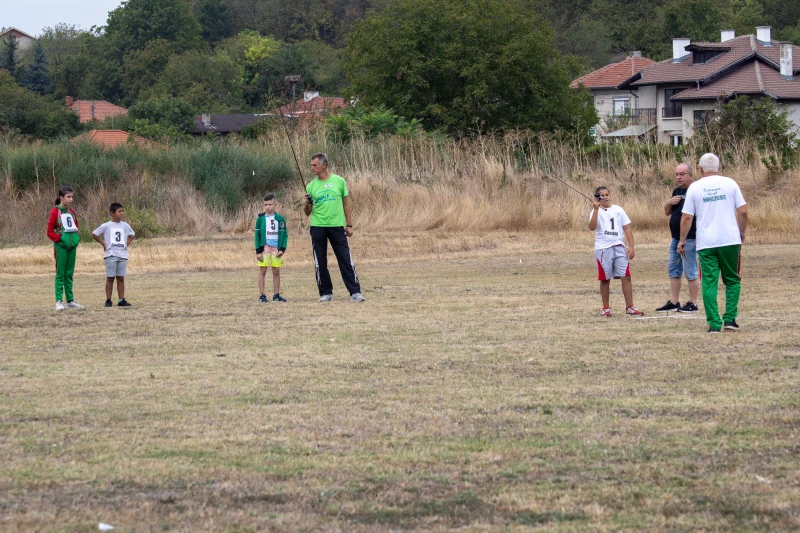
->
[656, 162, 699, 313]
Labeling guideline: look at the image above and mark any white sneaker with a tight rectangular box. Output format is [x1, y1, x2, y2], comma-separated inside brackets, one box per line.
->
[350, 293, 366, 302]
[319, 294, 333, 302]
[65, 301, 85, 309]
[55, 302, 66, 311]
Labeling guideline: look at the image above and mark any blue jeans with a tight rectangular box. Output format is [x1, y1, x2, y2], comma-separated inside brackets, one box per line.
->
[668, 238, 698, 280]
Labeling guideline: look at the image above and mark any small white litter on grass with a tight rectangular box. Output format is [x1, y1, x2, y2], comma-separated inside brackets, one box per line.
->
[98, 523, 115, 531]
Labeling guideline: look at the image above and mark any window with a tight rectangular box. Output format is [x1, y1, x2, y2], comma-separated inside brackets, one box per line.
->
[694, 109, 712, 128]
[672, 135, 683, 146]
[662, 88, 687, 118]
[613, 98, 630, 116]
[693, 50, 724, 64]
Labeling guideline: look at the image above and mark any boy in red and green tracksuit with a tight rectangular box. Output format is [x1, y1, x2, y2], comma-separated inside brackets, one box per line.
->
[47, 197, 83, 310]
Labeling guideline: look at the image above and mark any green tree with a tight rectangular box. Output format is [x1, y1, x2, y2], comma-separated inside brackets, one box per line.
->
[19, 41, 54, 95]
[37, 24, 93, 99]
[0, 71, 80, 139]
[146, 50, 245, 112]
[720, 0, 764, 37]
[128, 96, 195, 140]
[555, 14, 613, 70]
[345, 0, 597, 136]
[105, 0, 202, 56]
[121, 39, 176, 105]
[257, 40, 347, 105]
[193, 0, 235, 44]
[1, 33, 20, 79]
[702, 96, 796, 151]
[662, 0, 723, 44]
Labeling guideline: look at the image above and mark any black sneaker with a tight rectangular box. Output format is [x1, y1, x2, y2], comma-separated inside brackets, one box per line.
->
[656, 300, 680, 312]
[272, 293, 287, 302]
[708, 328, 721, 333]
[678, 301, 699, 313]
[724, 321, 740, 331]
[105, 299, 113, 307]
[118, 299, 132, 307]
[259, 294, 268, 303]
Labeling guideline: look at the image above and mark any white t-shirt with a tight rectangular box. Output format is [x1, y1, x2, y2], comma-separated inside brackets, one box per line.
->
[590, 204, 631, 250]
[92, 221, 135, 259]
[682, 175, 746, 251]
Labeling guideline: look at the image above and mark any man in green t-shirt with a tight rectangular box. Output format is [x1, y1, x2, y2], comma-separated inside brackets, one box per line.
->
[303, 153, 365, 302]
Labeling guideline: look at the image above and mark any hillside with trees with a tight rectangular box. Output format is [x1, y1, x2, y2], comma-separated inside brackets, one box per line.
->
[1, 0, 799, 140]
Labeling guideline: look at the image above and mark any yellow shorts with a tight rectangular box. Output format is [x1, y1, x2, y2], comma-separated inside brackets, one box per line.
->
[258, 246, 283, 268]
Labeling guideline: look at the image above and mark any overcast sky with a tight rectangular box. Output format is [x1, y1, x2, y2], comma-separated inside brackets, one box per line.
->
[3, 0, 124, 36]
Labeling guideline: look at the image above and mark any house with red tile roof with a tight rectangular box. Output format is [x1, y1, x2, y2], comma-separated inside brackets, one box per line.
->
[272, 92, 348, 122]
[71, 130, 157, 149]
[618, 27, 800, 145]
[0, 27, 36, 50]
[65, 97, 128, 124]
[571, 53, 656, 127]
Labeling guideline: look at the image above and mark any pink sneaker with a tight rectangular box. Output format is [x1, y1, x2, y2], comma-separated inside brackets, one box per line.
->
[602, 307, 612, 317]
[626, 306, 644, 316]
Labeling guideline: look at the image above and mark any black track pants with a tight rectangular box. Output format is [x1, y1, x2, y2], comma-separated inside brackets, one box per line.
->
[310, 226, 361, 296]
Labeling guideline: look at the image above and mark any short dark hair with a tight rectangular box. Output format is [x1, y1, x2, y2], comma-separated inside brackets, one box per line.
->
[311, 152, 328, 165]
[595, 186, 609, 195]
[109, 202, 124, 213]
[263, 193, 276, 202]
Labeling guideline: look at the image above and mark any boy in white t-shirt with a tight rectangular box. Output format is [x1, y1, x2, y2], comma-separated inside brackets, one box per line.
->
[588, 186, 643, 317]
[92, 203, 136, 307]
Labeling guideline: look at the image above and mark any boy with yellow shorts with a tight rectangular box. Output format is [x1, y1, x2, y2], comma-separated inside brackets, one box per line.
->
[254, 194, 288, 302]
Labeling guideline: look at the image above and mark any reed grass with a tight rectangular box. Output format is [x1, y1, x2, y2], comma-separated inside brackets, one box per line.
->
[1, 131, 798, 246]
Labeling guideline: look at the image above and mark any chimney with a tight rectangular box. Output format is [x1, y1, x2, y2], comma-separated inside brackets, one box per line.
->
[673, 38, 691, 62]
[756, 26, 771, 45]
[781, 43, 793, 80]
[303, 91, 320, 103]
[630, 51, 642, 58]
[65, 96, 74, 107]
[721, 30, 735, 42]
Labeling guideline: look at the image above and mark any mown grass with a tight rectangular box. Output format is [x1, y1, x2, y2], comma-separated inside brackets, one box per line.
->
[1, 235, 798, 531]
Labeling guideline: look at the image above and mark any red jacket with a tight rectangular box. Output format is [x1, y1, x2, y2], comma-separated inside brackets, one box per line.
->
[47, 206, 80, 246]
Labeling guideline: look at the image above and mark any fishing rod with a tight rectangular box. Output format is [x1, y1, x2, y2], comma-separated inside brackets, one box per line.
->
[273, 97, 307, 190]
[541, 173, 595, 202]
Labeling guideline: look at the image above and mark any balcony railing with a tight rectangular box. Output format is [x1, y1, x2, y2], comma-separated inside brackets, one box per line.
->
[662, 106, 682, 118]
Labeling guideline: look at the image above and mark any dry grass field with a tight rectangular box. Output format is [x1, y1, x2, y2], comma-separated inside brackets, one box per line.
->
[1, 233, 799, 532]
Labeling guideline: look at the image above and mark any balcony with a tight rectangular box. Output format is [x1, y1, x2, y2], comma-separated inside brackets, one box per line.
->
[631, 108, 656, 125]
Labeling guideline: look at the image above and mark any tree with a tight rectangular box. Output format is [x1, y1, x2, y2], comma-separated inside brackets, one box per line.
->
[555, 14, 613, 70]
[662, 0, 723, 45]
[345, 0, 597, 136]
[19, 42, 54, 95]
[193, 0, 234, 44]
[701, 96, 797, 152]
[1, 33, 20, 79]
[37, 24, 92, 99]
[0, 71, 80, 139]
[128, 96, 195, 140]
[105, 0, 202, 58]
[121, 39, 176, 105]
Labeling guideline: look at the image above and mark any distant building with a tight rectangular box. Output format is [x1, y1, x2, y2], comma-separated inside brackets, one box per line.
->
[570, 52, 657, 140]
[192, 114, 269, 136]
[0, 27, 36, 50]
[66, 97, 128, 124]
[71, 130, 157, 149]
[272, 91, 349, 122]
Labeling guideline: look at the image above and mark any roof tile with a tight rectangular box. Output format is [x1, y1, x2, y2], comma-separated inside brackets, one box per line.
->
[671, 60, 800, 100]
[571, 56, 656, 89]
[68, 100, 128, 123]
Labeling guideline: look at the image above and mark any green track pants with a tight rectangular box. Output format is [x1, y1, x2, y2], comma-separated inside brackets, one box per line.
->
[54, 244, 77, 302]
[698, 245, 741, 330]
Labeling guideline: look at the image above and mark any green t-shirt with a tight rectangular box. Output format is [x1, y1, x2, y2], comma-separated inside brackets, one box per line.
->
[306, 174, 348, 227]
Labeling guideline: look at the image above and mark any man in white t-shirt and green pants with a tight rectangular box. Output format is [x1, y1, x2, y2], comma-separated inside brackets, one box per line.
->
[678, 153, 748, 332]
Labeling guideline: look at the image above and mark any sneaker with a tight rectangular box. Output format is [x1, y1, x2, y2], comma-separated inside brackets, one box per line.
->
[272, 293, 287, 302]
[319, 294, 333, 302]
[626, 306, 644, 316]
[350, 293, 366, 303]
[65, 301, 84, 310]
[656, 300, 680, 312]
[601, 307, 612, 317]
[677, 301, 699, 313]
[104, 299, 113, 307]
[259, 294, 268, 303]
[118, 299, 132, 307]
[55, 302, 66, 311]
[708, 328, 721, 333]
[724, 320, 740, 331]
